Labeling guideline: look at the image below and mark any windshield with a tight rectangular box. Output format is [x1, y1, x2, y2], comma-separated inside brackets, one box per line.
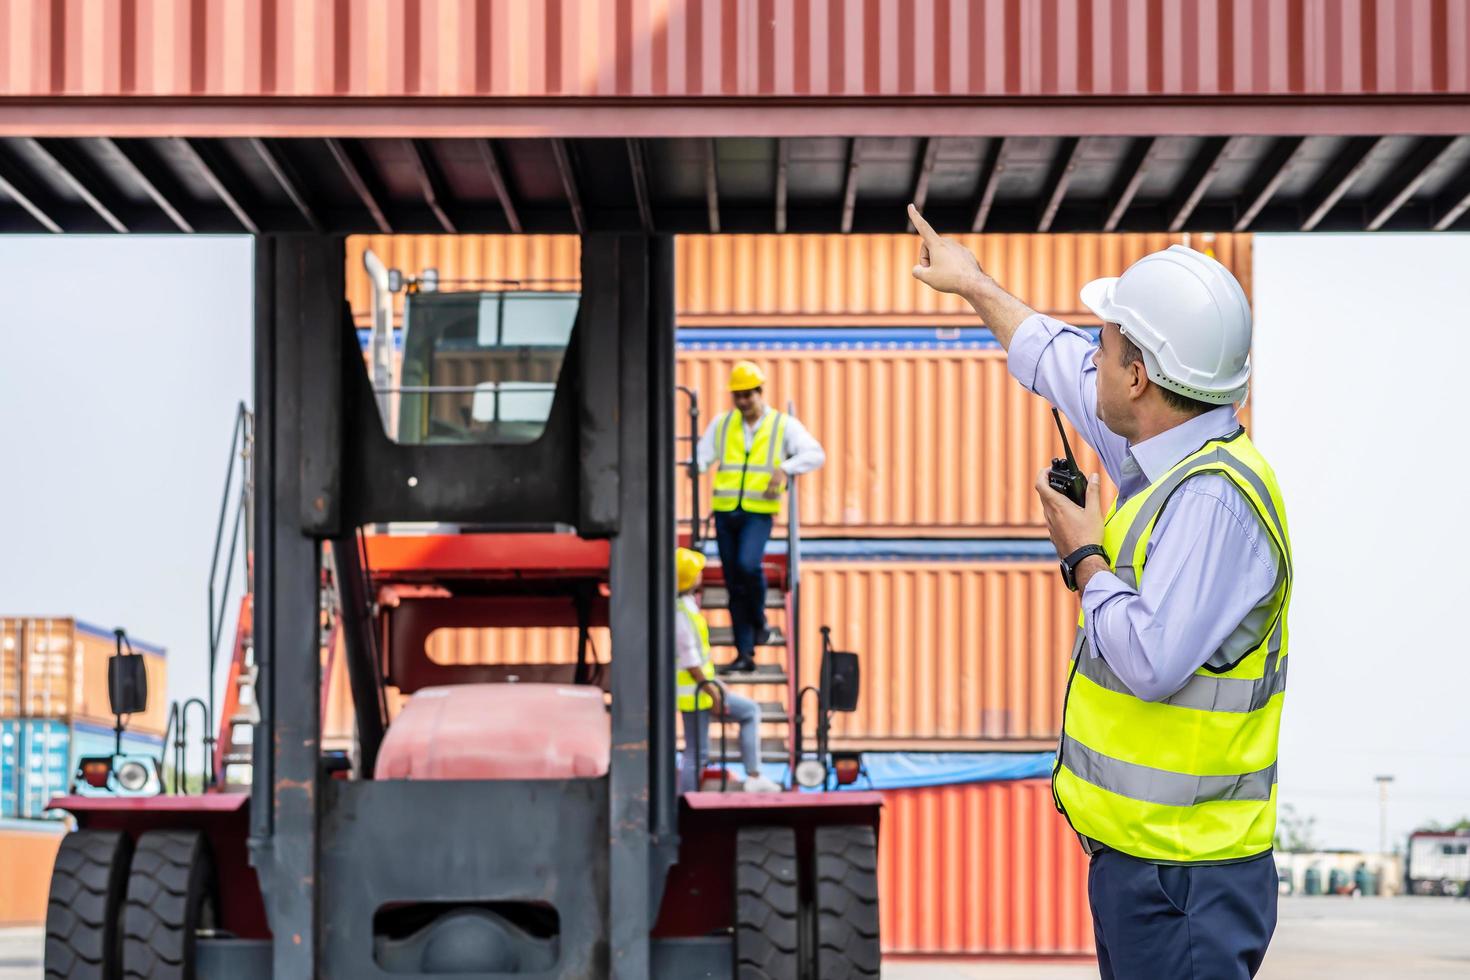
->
[395, 290, 578, 445]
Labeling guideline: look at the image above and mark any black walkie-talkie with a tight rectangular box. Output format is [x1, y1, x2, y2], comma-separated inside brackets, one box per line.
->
[1047, 407, 1088, 507]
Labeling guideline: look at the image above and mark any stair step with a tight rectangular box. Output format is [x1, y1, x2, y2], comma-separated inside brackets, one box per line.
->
[715, 662, 788, 686]
[757, 700, 789, 724]
[223, 752, 254, 765]
[708, 625, 786, 648]
[710, 737, 790, 765]
[698, 587, 786, 611]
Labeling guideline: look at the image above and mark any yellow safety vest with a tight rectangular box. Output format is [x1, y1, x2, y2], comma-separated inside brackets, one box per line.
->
[676, 600, 716, 713]
[1052, 428, 1293, 864]
[711, 410, 788, 515]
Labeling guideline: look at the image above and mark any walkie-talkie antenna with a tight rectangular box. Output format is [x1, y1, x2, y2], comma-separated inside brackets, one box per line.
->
[1052, 407, 1078, 466]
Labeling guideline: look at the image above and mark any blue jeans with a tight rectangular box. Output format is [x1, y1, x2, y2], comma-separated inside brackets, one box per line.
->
[712, 509, 773, 660]
[680, 692, 762, 792]
[1089, 848, 1278, 980]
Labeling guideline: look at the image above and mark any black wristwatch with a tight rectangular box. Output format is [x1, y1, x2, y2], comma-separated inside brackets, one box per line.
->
[1059, 544, 1108, 592]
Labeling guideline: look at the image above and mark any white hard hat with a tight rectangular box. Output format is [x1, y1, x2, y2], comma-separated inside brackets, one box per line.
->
[1080, 245, 1252, 404]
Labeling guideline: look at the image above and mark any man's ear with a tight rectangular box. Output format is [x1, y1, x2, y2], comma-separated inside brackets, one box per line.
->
[1128, 359, 1149, 401]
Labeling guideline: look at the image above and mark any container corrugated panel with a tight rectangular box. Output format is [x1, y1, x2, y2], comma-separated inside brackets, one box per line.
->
[674, 233, 1251, 322]
[8, 1, 1462, 98]
[0, 818, 65, 926]
[10, 619, 170, 737]
[680, 350, 1111, 537]
[0, 718, 164, 821]
[799, 562, 1073, 744]
[345, 233, 1250, 326]
[880, 780, 1093, 956]
[0, 621, 19, 717]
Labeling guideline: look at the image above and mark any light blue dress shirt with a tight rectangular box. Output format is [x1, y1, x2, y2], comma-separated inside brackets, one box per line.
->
[1008, 314, 1281, 702]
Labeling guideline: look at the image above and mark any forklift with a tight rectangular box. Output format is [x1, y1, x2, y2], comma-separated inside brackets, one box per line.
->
[42, 234, 881, 979]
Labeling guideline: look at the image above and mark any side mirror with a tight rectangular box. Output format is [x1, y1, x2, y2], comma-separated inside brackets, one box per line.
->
[108, 651, 148, 716]
[824, 651, 861, 713]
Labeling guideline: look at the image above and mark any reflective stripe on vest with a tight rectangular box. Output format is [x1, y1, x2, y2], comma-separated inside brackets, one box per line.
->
[1052, 429, 1293, 864]
[711, 410, 788, 515]
[676, 602, 716, 712]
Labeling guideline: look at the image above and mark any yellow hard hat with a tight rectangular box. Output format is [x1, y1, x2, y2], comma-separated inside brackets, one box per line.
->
[675, 547, 707, 594]
[728, 360, 766, 392]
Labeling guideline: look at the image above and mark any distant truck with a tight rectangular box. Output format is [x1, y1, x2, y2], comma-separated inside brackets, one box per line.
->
[1407, 830, 1470, 896]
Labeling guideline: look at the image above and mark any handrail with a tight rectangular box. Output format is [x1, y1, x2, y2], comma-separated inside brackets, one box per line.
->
[675, 385, 702, 547]
[205, 402, 253, 789]
[785, 399, 802, 773]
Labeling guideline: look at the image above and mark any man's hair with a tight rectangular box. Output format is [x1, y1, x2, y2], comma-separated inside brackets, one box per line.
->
[1117, 333, 1213, 417]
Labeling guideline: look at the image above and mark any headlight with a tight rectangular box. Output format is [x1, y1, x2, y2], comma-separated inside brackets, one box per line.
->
[794, 759, 827, 789]
[116, 760, 150, 793]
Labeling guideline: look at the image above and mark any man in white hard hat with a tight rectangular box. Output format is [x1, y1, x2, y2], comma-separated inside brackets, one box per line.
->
[698, 361, 825, 673]
[909, 206, 1291, 980]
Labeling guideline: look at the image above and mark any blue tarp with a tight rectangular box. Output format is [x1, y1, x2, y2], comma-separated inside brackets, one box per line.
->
[683, 751, 1056, 792]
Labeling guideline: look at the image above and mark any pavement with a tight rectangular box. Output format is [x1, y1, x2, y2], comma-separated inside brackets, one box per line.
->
[2, 896, 1467, 978]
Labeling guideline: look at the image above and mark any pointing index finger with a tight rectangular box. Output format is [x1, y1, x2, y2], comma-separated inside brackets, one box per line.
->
[908, 203, 940, 244]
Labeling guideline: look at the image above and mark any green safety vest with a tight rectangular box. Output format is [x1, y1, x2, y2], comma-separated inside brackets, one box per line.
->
[676, 600, 716, 713]
[711, 410, 788, 516]
[1052, 428, 1293, 864]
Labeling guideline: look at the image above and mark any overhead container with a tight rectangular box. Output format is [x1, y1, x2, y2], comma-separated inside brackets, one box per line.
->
[0, 718, 166, 820]
[0, 818, 65, 926]
[346, 232, 1250, 327]
[880, 779, 1093, 957]
[8, 618, 169, 737]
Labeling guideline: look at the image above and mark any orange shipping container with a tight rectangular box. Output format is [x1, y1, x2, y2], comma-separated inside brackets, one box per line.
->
[346, 233, 1250, 326]
[9, 619, 169, 737]
[798, 559, 1072, 747]
[0, 620, 20, 716]
[880, 780, 1094, 957]
[0, 818, 65, 926]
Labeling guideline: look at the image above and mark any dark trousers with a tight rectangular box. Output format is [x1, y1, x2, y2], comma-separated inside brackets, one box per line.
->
[712, 509, 773, 660]
[1089, 848, 1278, 980]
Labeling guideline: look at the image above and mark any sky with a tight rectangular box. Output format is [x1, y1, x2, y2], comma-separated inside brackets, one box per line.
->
[1, 232, 1465, 853]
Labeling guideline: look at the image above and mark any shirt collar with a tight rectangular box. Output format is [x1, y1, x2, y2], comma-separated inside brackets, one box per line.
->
[1127, 405, 1241, 483]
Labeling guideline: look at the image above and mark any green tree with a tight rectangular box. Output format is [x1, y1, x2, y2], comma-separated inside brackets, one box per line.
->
[1275, 803, 1319, 852]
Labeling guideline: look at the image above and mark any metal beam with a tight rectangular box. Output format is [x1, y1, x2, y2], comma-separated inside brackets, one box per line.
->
[550, 138, 586, 235]
[248, 138, 319, 232]
[910, 137, 940, 216]
[1038, 137, 1084, 233]
[28, 139, 128, 232]
[176, 138, 259, 234]
[1366, 136, 1463, 231]
[970, 138, 1006, 232]
[325, 137, 392, 234]
[404, 139, 456, 233]
[774, 138, 789, 234]
[1233, 137, 1307, 231]
[100, 138, 193, 232]
[1301, 136, 1385, 231]
[840, 138, 862, 234]
[476, 139, 521, 233]
[704, 138, 720, 233]
[1431, 160, 1470, 230]
[0, 140, 63, 232]
[1167, 137, 1234, 232]
[1103, 136, 1161, 232]
[625, 138, 654, 232]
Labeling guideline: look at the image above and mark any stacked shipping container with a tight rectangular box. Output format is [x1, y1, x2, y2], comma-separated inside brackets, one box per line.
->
[342, 231, 1252, 956]
[0, 618, 167, 820]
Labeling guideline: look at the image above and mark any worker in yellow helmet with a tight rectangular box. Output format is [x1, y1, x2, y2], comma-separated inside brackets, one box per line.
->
[910, 204, 1289, 980]
[673, 548, 780, 793]
[696, 361, 825, 672]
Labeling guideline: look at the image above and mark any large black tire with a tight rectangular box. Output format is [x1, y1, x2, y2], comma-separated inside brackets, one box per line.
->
[813, 825, 880, 979]
[45, 830, 134, 979]
[733, 826, 801, 980]
[121, 831, 218, 979]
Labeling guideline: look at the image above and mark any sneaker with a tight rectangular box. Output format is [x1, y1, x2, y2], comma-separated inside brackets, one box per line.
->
[743, 775, 782, 793]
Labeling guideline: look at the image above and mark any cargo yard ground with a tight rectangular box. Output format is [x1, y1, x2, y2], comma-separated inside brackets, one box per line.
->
[881, 897, 1470, 979]
[2, 897, 1465, 980]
